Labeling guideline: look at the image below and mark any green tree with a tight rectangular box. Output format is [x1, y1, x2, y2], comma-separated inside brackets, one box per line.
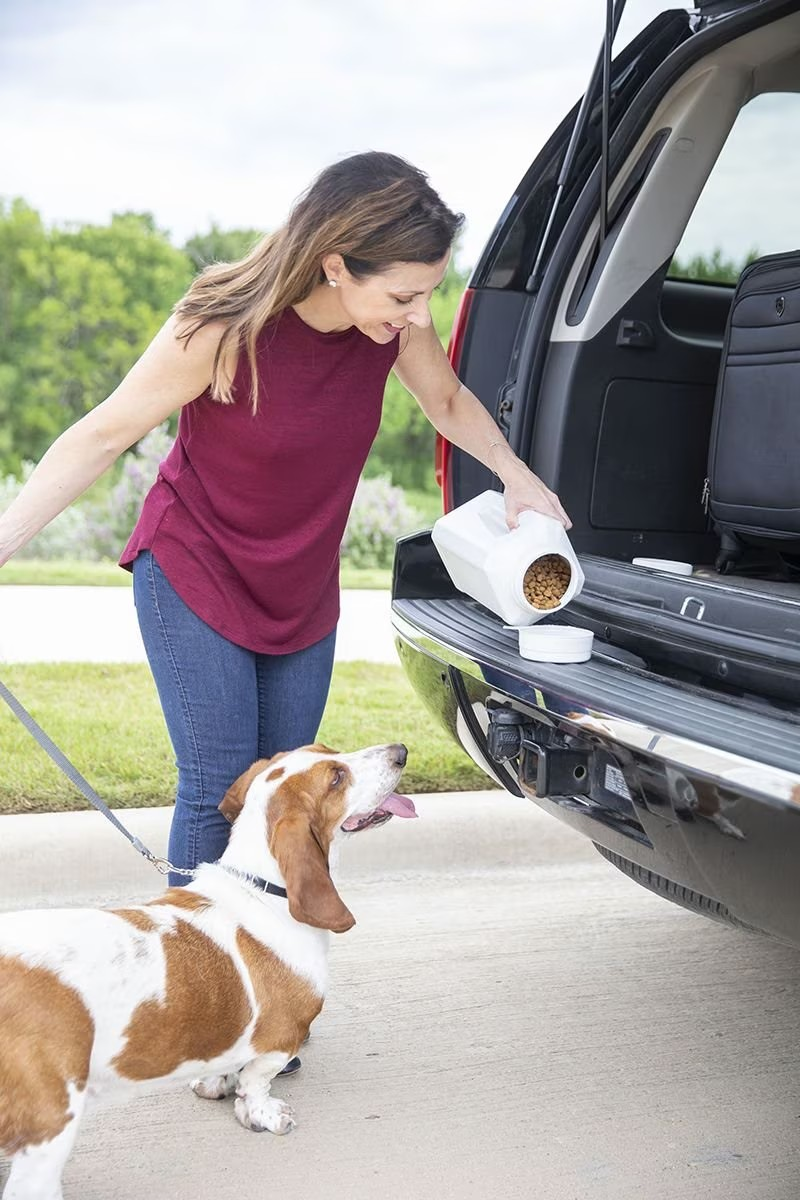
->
[669, 247, 760, 284]
[184, 223, 264, 271]
[0, 199, 49, 467]
[60, 211, 191, 316]
[365, 255, 470, 491]
[0, 195, 467, 493]
[0, 205, 191, 473]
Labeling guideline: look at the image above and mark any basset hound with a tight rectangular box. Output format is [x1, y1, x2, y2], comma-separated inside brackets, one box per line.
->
[0, 742, 414, 1200]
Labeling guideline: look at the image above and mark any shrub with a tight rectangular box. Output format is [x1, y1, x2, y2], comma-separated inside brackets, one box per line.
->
[4, 444, 424, 571]
[0, 464, 88, 560]
[79, 425, 174, 559]
[342, 476, 424, 569]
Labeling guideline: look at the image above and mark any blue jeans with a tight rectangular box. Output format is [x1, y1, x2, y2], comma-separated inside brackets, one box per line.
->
[132, 551, 337, 886]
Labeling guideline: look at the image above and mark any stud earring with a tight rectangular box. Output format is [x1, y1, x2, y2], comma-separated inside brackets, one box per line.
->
[328, 279, 337, 288]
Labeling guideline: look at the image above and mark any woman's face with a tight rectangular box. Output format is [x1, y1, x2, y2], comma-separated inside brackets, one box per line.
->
[325, 253, 451, 344]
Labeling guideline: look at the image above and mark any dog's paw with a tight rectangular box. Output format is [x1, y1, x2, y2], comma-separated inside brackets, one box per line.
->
[234, 1093, 296, 1134]
[191, 1072, 239, 1100]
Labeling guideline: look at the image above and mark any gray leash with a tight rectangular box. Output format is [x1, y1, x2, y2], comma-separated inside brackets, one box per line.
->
[0, 677, 194, 878]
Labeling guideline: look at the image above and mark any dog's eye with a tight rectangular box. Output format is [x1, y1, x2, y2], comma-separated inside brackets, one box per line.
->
[331, 768, 345, 788]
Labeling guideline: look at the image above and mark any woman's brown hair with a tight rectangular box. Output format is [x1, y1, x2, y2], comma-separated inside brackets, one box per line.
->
[175, 151, 464, 409]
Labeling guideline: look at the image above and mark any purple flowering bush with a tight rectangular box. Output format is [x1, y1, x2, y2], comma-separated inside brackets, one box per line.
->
[342, 476, 424, 569]
[4, 440, 423, 569]
[79, 425, 174, 559]
[0, 425, 174, 561]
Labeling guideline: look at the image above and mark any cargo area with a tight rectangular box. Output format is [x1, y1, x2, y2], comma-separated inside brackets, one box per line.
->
[568, 555, 800, 708]
[391, 541, 800, 787]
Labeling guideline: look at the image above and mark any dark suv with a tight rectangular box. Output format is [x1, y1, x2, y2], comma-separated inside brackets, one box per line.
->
[391, 0, 800, 947]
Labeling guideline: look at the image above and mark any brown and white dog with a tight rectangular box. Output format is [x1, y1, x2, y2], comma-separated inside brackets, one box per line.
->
[0, 742, 414, 1200]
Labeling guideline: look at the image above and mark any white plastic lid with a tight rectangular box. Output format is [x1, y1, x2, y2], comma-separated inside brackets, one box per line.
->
[509, 624, 594, 664]
[632, 557, 693, 576]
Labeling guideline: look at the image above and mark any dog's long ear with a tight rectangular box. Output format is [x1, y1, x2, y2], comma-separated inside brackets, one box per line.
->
[218, 759, 272, 825]
[269, 814, 355, 933]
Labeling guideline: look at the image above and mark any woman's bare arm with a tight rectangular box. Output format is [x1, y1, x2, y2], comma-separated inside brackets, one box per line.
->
[393, 322, 571, 528]
[0, 317, 227, 566]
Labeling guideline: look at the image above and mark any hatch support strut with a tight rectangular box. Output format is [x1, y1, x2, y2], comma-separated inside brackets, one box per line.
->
[599, 0, 615, 245]
[527, 0, 626, 292]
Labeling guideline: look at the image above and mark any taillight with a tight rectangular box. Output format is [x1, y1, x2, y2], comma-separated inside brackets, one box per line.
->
[435, 287, 475, 512]
[434, 433, 451, 499]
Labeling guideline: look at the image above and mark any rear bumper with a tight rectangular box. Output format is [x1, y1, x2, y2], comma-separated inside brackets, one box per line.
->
[392, 532, 800, 946]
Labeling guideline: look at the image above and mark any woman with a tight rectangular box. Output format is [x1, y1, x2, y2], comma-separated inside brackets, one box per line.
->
[0, 150, 569, 896]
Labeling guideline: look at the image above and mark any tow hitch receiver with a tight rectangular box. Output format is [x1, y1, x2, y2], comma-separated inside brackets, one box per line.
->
[486, 706, 591, 799]
[525, 741, 591, 799]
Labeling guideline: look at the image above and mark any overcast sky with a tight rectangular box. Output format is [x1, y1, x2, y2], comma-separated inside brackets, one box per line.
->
[2, 0, 797, 271]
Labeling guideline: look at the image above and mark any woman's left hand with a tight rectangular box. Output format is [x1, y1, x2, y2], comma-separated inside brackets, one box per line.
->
[502, 463, 572, 531]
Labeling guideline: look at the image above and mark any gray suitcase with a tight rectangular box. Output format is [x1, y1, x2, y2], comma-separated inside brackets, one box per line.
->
[708, 250, 800, 570]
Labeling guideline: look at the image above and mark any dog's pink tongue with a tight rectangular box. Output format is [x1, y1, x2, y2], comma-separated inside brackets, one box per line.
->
[379, 793, 417, 819]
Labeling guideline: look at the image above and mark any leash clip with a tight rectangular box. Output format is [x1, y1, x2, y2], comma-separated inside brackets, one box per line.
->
[150, 856, 196, 879]
[131, 839, 195, 879]
[150, 856, 174, 876]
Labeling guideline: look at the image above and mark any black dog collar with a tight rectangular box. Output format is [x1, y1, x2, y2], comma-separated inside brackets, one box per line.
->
[220, 864, 288, 898]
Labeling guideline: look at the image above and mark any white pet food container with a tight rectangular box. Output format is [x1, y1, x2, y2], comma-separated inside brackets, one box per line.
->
[512, 624, 594, 664]
[632, 557, 694, 576]
[432, 490, 585, 627]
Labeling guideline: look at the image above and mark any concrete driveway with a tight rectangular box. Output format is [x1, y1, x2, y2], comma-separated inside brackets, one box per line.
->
[0, 586, 397, 664]
[2, 792, 799, 1200]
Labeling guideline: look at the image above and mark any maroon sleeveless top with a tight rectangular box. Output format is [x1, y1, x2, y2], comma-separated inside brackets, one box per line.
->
[120, 307, 399, 653]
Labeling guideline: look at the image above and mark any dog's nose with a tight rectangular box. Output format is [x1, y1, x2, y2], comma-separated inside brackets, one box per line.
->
[391, 743, 408, 767]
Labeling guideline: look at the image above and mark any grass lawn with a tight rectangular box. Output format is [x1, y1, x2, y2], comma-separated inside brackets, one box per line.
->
[0, 560, 134, 586]
[0, 560, 395, 589]
[0, 662, 496, 815]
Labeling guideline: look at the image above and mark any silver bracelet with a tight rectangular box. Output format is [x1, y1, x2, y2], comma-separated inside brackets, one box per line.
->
[487, 438, 505, 477]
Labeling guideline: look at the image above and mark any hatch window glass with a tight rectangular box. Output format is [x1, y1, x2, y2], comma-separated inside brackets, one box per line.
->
[670, 93, 800, 284]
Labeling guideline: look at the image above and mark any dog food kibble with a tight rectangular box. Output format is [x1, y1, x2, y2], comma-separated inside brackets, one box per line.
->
[523, 555, 571, 610]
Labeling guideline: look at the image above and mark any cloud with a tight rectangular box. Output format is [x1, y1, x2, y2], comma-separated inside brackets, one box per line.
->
[2, 0, 689, 265]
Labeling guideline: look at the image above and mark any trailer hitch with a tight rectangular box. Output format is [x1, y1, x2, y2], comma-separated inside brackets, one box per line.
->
[486, 706, 591, 799]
